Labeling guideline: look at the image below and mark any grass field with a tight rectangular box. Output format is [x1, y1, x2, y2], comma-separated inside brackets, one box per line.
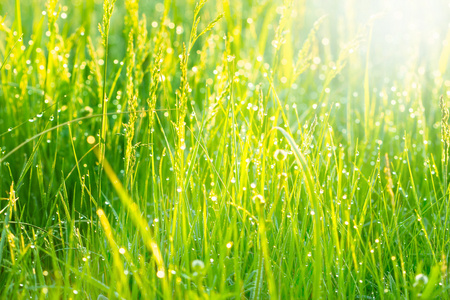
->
[1, 0, 450, 299]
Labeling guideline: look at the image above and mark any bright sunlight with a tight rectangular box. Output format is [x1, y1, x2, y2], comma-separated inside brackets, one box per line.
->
[0, 0, 449, 299]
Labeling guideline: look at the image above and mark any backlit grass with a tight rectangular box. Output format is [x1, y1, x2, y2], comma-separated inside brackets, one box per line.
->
[0, 0, 449, 299]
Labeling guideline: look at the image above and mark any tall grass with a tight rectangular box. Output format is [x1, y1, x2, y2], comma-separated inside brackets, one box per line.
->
[0, 0, 449, 299]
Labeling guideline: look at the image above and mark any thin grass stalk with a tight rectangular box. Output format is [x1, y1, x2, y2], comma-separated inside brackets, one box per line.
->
[97, 0, 117, 201]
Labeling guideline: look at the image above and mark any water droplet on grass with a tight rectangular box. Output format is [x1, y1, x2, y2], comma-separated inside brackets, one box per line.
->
[156, 270, 165, 278]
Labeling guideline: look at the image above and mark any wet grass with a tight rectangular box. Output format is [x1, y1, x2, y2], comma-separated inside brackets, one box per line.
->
[0, 0, 449, 299]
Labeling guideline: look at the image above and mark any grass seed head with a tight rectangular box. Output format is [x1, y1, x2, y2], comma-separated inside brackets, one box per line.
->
[440, 96, 450, 145]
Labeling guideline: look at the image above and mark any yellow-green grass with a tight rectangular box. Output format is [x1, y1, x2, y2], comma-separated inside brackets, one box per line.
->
[0, 0, 449, 298]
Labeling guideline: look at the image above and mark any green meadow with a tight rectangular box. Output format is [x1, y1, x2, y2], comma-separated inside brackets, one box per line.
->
[0, 0, 449, 298]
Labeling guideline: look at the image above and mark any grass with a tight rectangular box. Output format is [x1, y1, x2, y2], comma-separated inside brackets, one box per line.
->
[0, 0, 449, 298]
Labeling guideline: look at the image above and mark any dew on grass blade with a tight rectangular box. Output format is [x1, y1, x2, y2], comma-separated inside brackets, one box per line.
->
[156, 270, 165, 278]
[191, 260, 205, 271]
[253, 194, 265, 204]
[414, 274, 428, 287]
[87, 136, 96, 144]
